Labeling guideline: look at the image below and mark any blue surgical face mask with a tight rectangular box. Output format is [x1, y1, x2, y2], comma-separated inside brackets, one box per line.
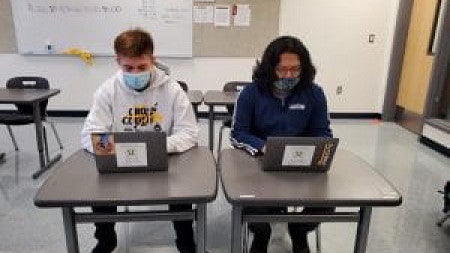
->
[123, 71, 151, 91]
[273, 77, 300, 91]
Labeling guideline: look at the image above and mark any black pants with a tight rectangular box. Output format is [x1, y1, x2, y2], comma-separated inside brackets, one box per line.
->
[91, 204, 195, 253]
[244, 206, 335, 253]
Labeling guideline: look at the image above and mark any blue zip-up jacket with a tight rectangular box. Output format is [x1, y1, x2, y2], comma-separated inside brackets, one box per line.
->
[230, 82, 332, 155]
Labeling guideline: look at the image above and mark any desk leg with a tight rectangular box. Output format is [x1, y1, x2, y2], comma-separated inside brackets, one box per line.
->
[62, 207, 79, 253]
[232, 205, 243, 253]
[193, 105, 199, 121]
[32, 102, 45, 169]
[208, 105, 214, 151]
[196, 203, 207, 253]
[32, 102, 62, 179]
[354, 207, 372, 253]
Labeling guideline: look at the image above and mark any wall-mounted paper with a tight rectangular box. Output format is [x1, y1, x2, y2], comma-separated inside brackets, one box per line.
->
[234, 4, 251, 26]
[194, 5, 214, 24]
[214, 5, 231, 27]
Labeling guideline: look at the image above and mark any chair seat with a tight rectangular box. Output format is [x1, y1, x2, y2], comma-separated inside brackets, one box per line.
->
[0, 113, 34, 125]
[222, 117, 233, 128]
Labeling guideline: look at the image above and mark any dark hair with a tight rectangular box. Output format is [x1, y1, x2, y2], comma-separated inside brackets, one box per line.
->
[252, 36, 316, 91]
[114, 29, 154, 57]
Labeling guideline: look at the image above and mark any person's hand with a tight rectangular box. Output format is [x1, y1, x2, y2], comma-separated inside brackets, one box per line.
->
[261, 145, 266, 154]
[94, 142, 114, 155]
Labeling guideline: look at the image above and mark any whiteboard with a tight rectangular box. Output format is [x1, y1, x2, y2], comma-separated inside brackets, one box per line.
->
[11, 0, 193, 57]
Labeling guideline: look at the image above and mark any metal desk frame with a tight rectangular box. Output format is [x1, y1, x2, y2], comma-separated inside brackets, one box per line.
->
[62, 205, 207, 253]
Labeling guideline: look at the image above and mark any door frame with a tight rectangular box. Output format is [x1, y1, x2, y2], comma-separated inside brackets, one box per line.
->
[382, 0, 414, 121]
[424, 1, 450, 118]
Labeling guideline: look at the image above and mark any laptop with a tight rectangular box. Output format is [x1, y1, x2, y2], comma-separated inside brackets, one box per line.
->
[91, 131, 168, 173]
[262, 137, 339, 172]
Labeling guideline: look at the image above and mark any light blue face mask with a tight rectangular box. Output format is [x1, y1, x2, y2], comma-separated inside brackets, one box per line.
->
[123, 71, 151, 91]
[273, 77, 300, 91]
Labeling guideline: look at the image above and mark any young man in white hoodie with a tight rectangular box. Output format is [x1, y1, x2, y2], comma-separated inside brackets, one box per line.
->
[81, 29, 199, 253]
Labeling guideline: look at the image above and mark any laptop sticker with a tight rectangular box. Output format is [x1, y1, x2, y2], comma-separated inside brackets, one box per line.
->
[282, 145, 315, 166]
[92, 133, 115, 156]
[317, 141, 335, 166]
[115, 143, 148, 167]
[289, 103, 306, 110]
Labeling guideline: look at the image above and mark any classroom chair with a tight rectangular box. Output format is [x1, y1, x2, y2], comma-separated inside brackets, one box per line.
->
[216, 81, 251, 161]
[0, 76, 63, 152]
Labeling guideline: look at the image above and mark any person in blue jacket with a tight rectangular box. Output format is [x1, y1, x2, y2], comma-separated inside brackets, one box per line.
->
[230, 36, 333, 253]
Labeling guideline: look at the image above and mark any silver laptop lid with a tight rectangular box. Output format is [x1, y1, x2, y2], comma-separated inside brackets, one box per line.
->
[91, 131, 168, 173]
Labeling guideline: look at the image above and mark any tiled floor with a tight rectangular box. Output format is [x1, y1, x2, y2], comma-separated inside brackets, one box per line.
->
[0, 118, 449, 253]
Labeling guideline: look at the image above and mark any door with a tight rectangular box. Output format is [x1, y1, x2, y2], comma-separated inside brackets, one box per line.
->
[395, 0, 441, 133]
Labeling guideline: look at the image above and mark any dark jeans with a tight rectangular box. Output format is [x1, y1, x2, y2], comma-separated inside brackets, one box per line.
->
[91, 206, 117, 253]
[244, 206, 335, 253]
[91, 204, 195, 253]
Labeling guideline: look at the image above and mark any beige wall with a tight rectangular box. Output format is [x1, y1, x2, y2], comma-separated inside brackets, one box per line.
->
[0, 0, 400, 112]
[397, 0, 439, 114]
[0, 0, 16, 53]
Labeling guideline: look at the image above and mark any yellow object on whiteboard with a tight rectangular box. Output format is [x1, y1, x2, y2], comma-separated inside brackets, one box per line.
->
[62, 48, 94, 65]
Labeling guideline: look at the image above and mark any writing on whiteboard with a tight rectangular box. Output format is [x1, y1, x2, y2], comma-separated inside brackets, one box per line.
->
[27, 4, 123, 14]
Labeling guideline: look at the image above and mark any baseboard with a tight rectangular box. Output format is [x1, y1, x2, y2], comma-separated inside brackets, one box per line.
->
[194, 112, 381, 119]
[329, 113, 382, 119]
[419, 136, 450, 157]
[48, 110, 89, 117]
[1, 110, 382, 119]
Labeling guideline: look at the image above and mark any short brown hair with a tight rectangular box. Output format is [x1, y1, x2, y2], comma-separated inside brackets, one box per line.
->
[114, 29, 154, 57]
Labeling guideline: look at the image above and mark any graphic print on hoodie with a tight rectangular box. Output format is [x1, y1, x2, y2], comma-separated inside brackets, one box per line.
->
[121, 103, 163, 132]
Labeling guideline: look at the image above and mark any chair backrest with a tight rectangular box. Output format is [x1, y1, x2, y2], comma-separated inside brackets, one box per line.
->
[6, 76, 50, 117]
[177, 80, 189, 92]
[155, 60, 170, 75]
[223, 81, 251, 117]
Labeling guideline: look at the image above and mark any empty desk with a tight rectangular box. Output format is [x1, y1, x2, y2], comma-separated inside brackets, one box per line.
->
[187, 90, 203, 117]
[203, 90, 238, 150]
[0, 88, 61, 178]
[35, 147, 217, 253]
[219, 148, 402, 253]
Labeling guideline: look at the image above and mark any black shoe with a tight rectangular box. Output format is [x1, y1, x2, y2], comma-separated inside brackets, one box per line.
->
[92, 229, 117, 253]
[92, 243, 116, 253]
[0, 152, 5, 162]
[249, 237, 269, 253]
[176, 246, 210, 253]
[249, 246, 267, 253]
[292, 238, 310, 253]
[293, 246, 310, 253]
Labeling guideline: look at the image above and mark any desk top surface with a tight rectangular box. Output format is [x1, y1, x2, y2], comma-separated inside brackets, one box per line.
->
[0, 88, 60, 103]
[203, 90, 238, 105]
[219, 148, 402, 207]
[187, 90, 203, 105]
[35, 146, 217, 207]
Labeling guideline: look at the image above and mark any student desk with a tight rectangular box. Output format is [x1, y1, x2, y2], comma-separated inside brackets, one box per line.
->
[34, 147, 217, 253]
[203, 90, 238, 150]
[187, 90, 203, 117]
[219, 148, 402, 253]
[0, 88, 61, 179]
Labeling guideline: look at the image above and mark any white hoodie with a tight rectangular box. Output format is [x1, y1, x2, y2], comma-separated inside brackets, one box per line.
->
[81, 67, 198, 153]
